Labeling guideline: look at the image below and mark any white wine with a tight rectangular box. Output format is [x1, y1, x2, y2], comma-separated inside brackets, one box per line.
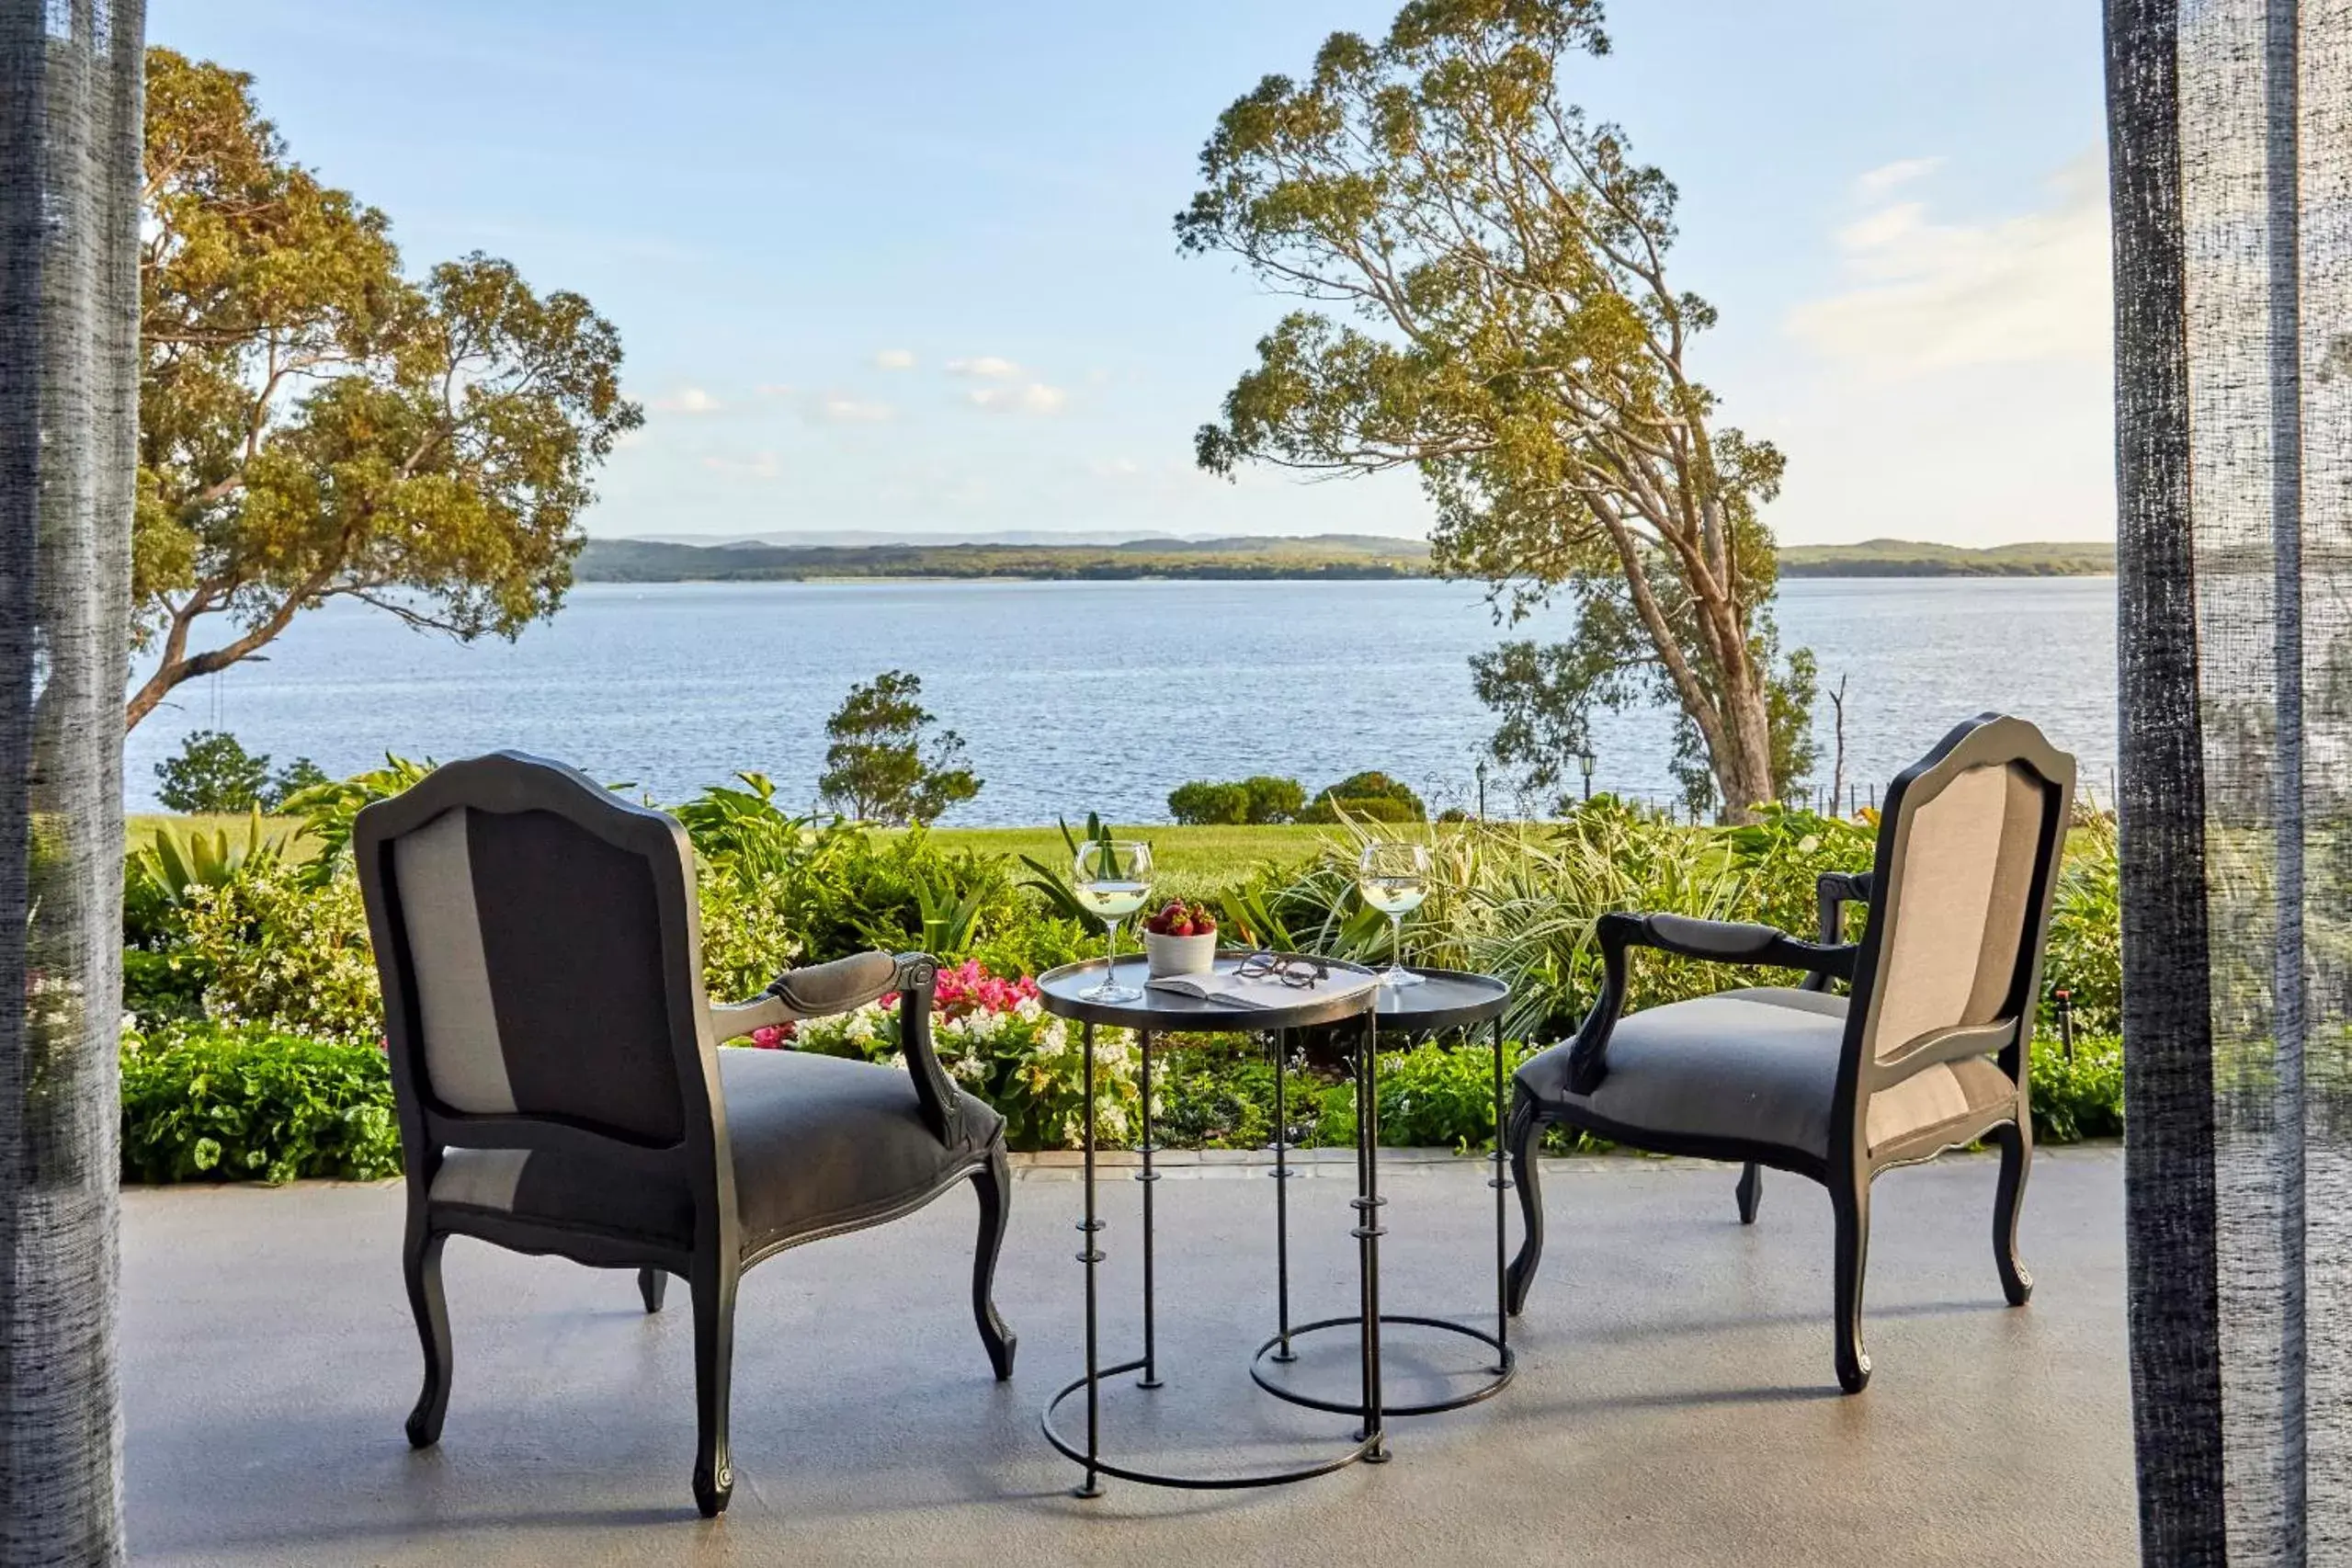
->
[1358, 875, 1428, 916]
[1074, 880, 1151, 919]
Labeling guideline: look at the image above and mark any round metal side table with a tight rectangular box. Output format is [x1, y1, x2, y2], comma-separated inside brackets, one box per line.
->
[1249, 967, 1516, 1420]
[1033, 953, 1514, 1496]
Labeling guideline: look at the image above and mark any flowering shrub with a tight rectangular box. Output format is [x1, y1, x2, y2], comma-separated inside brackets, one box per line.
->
[748, 960, 1143, 1151]
[172, 860, 381, 1045]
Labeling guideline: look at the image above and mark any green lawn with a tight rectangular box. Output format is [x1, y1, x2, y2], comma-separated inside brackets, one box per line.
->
[920, 823, 1341, 895]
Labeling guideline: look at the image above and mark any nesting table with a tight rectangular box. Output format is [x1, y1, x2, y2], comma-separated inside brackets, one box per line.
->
[1034, 952, 1514, 1494]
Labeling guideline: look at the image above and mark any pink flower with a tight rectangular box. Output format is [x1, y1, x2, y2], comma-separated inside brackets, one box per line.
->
[749, 1023, 795, 1050]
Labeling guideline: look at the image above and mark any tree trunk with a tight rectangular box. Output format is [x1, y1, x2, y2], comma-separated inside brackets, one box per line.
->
[1707, 653, 1778, 825]
[0, 6, 143, 1562]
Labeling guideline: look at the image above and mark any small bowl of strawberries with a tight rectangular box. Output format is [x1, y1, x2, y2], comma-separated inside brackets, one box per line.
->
[1142, 899, 1219, 977]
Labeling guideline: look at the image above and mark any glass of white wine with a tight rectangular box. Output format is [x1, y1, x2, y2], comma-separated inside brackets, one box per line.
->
[1072, 839, 1153, 1002]
[1358, 840, 1431, 988]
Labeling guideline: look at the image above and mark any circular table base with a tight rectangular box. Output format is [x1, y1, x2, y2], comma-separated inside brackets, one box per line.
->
[1041, 1356, 1383, 1491]
[1251, 1315, 1516, 1416]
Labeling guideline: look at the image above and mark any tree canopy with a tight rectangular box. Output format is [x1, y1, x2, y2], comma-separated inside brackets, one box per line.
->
[817, 671, 982, 826]
[130, 49, 642, 729]
[1178, 0, 1813, 818]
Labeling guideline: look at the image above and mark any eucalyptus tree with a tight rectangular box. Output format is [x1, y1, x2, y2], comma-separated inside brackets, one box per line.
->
[1180, 0, 1813, 818]
[130, 49, 642, 730]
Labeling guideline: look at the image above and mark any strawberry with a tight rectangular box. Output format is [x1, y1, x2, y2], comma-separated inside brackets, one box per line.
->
[1170, 917, 1194, 937]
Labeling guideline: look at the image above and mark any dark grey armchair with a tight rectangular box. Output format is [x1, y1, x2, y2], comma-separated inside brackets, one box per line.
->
[353, 752, 1015, 1517]
[1506, 713, 2075, 1392]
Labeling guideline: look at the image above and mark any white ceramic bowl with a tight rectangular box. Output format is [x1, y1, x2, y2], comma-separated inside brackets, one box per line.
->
[1143, 929, 1217, 977]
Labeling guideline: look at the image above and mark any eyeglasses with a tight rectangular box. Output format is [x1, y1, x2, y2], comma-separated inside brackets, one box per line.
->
[1233, 951, 1329, 989]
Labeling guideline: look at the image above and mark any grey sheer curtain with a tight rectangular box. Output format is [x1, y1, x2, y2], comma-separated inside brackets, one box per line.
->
[2111, 0, 2352, 1562]
[0, 2, 143, 1562]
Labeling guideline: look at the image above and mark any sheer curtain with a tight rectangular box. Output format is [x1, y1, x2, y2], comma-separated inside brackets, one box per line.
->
[2112, 0, 2352, 1562]
[0, 2, 144, 1562]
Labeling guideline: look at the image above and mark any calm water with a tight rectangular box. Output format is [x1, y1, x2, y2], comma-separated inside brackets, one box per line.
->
[124, 577, 2119, 821]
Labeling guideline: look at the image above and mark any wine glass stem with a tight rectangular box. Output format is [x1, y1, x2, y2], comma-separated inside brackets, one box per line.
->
[1389, 912, 1403, 973]
[1106, 916, 1119, 976]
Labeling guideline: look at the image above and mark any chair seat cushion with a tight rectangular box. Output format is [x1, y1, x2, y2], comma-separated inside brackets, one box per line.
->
[430, 1049, 1002, 1257]
[1516, 988, 2015, 1161]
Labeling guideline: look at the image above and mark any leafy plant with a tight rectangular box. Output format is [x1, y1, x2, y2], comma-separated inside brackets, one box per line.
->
[174, 860, 381, 1044]
[124, 806, 296, 948]
[278, 753, 435, 873]
[1301, 770, 1426, 824]
[153, 730, 274, 812]
[2042, 812, 2121, 1032]
[816, 669, 981, 824]
[2029, 1033, 2124, 1143]
[120, 1023, 401, 1183]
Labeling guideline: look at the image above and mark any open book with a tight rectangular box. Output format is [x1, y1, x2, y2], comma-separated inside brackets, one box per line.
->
[1145, 966, 1380, 1010]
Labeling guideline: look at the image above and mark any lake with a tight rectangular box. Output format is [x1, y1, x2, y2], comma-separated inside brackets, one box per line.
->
[123, 576, 2119, 822]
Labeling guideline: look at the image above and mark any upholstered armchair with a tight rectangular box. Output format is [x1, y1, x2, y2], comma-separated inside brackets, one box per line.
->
[353, 752, 1015, 1517]
[1506, 714, 2075, 1392]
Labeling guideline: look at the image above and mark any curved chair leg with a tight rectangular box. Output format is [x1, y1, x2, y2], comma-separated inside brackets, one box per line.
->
[1991, 1120, 2035, 1306]
[403, 1225, 452, 1448]
[1504, 1092, 1546, 1315]
[690, 1258, 738, 1517]
[1832, 1176, 1872, 1393]
[971, 1146, 1017, 1380]
[639, 1267, 668, 1313]
[1735, 1161, 1764, 1225]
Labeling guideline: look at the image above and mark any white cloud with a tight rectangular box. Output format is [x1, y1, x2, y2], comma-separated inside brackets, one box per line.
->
[1785, 153, 2110, 376]
[811, 392, 896, 424]
[653, 386, 724, 415]
[1853, 156, 1943, 199]
[966, 381, 1067, 415]
[946, 355, 1022, 379]
[753, 382, 798, 398]
[873, 348, 916, 370]
[701, 451, 781, 480]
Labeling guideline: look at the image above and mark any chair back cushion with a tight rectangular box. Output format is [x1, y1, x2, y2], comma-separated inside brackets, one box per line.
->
[358, 756, 701, 1144]
[1859, 718, 2074, 1064]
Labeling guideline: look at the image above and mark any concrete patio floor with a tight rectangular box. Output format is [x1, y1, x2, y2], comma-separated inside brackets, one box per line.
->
[125, 1146, 2134, 1566]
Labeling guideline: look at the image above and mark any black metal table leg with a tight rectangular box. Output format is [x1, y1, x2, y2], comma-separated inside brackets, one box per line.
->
[1271, 1028, 1296, 1362]
[1137, 1028, 1162, 1389]
[1490, 1016, 1511, 1374]
[1075, 1018, 1105, 1498]
[1353, 1009, 1388, 1460]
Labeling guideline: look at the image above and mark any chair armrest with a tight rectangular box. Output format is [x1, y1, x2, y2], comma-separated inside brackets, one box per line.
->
[1800, 870, 1874, 994]
[892, 952, 965, 1146]
[706, 949, 902, 1040]
[1564, 912, 1858, 1096]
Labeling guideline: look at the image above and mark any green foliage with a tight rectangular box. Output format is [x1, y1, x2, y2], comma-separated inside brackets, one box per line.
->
[1371, 1038, 1608, 1154]
[1301, 771, 1426, 824]
[123, 806, 297, 948]
[131, 50, 641, 729]
[816, 669, 981, 825]
[120, 1023, 401, 1184]
[154, 730, 270, 812]
[1177, 1, 1802, 818]
[2029, 1034, 2124, 1143]
[2043, 812, 2122, 1032]
[173, 860, 381, 1044]
[1169, 774, 1306, 825]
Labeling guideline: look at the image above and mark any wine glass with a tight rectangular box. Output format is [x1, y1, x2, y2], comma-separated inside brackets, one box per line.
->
[1072, 839, 1153, 1002]
[1358, 841, 1431, 987]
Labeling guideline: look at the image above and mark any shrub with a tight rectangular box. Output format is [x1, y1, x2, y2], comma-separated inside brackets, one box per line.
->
[174, 860, 381, 1044]
[2030, 1032, 2123, 1143]
[1168, 780, 1250, 825]
[123, 808, 299, 949]
[1301, 770, 1426, 823]
[120, 1023, 401, 1183]
[153, 729, 328, 813]
[2042, 813, 2121, 1032]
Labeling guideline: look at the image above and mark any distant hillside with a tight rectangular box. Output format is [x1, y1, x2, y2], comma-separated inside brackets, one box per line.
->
[577, 534, 1434, 583]
[576, 534, 2117, 584]
[1778, 540, 2115, 576]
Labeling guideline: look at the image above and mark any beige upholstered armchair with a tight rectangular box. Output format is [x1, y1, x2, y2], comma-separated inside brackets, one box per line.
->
[353, 752, 1014, 1516]
[1505, 714, 2076, 1392]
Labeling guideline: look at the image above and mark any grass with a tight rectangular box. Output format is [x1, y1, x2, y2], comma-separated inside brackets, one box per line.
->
[128, 813, 321, 863]
[920, 823, 1340, 896]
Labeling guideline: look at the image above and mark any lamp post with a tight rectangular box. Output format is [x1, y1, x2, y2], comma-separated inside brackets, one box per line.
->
[1578, 746, 1596, 802]
[1474, 758, 1487, 822]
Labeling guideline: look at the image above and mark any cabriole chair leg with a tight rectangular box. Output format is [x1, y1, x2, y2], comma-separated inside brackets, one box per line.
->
[639, 1267, 668, 1313]
[690, 1261, 738, 1517]
[1504, 1092, 1546, 1315]
[403, 1226, 452, 1448]
[1991, 1120, 2035, 1306]
[1832, 1178, 1872, 1393]
[971, 1145, 1018, 1380]
[1735, 1161, 1764, 1225]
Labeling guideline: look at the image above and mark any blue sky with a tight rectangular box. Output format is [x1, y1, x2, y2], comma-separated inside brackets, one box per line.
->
[149, 1, 2112, 547]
